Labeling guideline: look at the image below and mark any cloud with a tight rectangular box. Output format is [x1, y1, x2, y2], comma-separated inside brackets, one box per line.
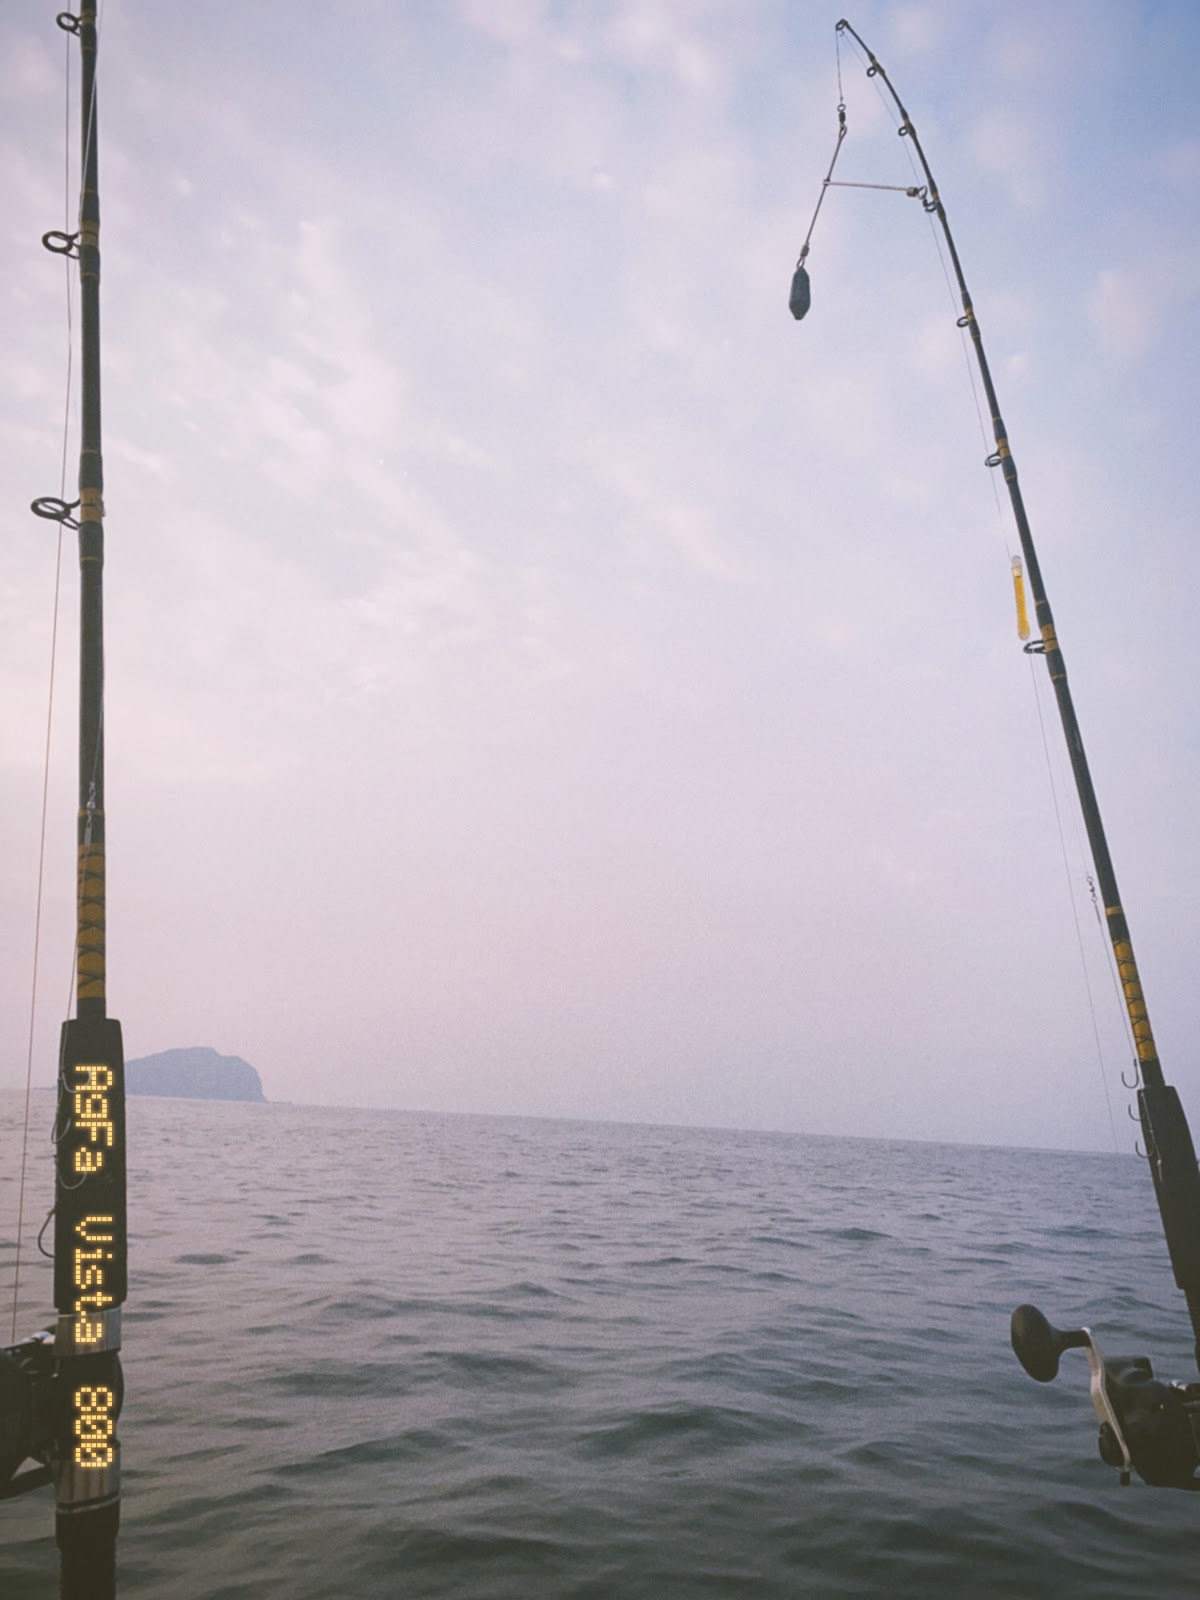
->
[1163, 139, 1200, 186]
[3, 0, 1199, 1154]
[605, 1, 727, 92]
[0, 28, 59, 101]
[456, 0, 547, 47]
[1086, 266, 1158, 362]
[888, 6, 942, 57]
[966, 109, 1048, 209]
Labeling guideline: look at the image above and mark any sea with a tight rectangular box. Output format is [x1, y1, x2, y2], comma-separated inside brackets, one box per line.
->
[1, 1095, 1196, 1598]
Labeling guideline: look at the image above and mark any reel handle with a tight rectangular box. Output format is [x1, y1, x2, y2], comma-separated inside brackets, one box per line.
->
[1011, 1302, 1090, 1383]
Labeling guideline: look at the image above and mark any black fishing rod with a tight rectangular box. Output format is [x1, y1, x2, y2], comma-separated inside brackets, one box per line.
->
[2, 6, 127, 1591]
[793, 18, 1200, 1490]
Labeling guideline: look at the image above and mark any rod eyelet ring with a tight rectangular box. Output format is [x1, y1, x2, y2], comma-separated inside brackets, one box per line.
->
[42, 229, 79, 258]
[31, 496, 81, 529]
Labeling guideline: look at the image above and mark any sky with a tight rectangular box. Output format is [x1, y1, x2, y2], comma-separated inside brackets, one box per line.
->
[2, 0, 1198, 1152]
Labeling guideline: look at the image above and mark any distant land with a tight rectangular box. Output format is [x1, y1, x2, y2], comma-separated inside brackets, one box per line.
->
[125, 1047, 266, 1103]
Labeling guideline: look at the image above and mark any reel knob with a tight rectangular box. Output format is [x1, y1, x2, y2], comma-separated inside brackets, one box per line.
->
[1011, 1303, 1090, 1383]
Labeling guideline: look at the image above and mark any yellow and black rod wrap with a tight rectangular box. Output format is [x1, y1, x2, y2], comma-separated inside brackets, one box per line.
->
[823, 19, 1200, 1373]
[48, 8, 127, 1596]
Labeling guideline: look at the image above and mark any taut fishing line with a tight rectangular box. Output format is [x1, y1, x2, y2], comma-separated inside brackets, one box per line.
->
[793, 20, 1128, 1156]
[12, 22, 80, 1346]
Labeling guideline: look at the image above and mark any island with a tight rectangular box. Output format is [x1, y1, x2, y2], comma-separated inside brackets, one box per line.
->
[125, 1047, 266, 1103]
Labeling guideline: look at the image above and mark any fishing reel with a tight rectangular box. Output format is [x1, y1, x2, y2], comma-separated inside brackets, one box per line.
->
[0, 1332, 58, 1498]
[1011, 1303, 1200, 1489]
[0, 1331, 124, 1501]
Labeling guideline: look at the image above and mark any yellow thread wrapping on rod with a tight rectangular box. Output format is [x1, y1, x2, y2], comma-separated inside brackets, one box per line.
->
[1010, 556, 1030, 641]
[1114, 938, 1157, 1062]
[77, 843, 106, 1000]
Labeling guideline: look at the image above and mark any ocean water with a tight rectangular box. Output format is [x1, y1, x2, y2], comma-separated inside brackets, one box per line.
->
[1, 1094, 1196, 1597]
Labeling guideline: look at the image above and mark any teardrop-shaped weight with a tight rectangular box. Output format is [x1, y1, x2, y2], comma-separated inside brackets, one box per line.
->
[789, 264, 811, 321]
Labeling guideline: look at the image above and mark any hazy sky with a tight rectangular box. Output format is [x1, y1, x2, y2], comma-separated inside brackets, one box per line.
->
[2, 0, 1198, 1151]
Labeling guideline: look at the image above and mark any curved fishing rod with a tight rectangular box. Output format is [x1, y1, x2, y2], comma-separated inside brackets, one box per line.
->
[2, 7, 127, 1593]
[794, 19, 1200, 1490]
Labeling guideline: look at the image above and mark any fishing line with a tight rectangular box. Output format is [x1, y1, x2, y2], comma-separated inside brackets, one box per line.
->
[1026, 665, 1120, 1153]
[821, 22, 1126, 1153]
[78, 0, 106, 233]
[906, 99, 1131, 1146]
[1021, 586, 1134, 1143]
[11, 25, 80, 1345]
[1088, 870, 1142, 1088]
[933, 160, 1129, 1144]
[793, 105, 846, 277]
[839, 25, 1010, 540]
[807, 16, 1200, 1472]
[828, 27, 1010, 544]
[922, 219, 1010, 539]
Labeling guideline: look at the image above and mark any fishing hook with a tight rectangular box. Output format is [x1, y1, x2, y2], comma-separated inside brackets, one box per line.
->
[1129, 1104, 1150, 1162]
[37, 1208, 55, 1260]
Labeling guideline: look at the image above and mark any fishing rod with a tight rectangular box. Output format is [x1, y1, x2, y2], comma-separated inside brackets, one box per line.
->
[793, 18, 1200, 1491]
[2, 5, 128, 1592]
